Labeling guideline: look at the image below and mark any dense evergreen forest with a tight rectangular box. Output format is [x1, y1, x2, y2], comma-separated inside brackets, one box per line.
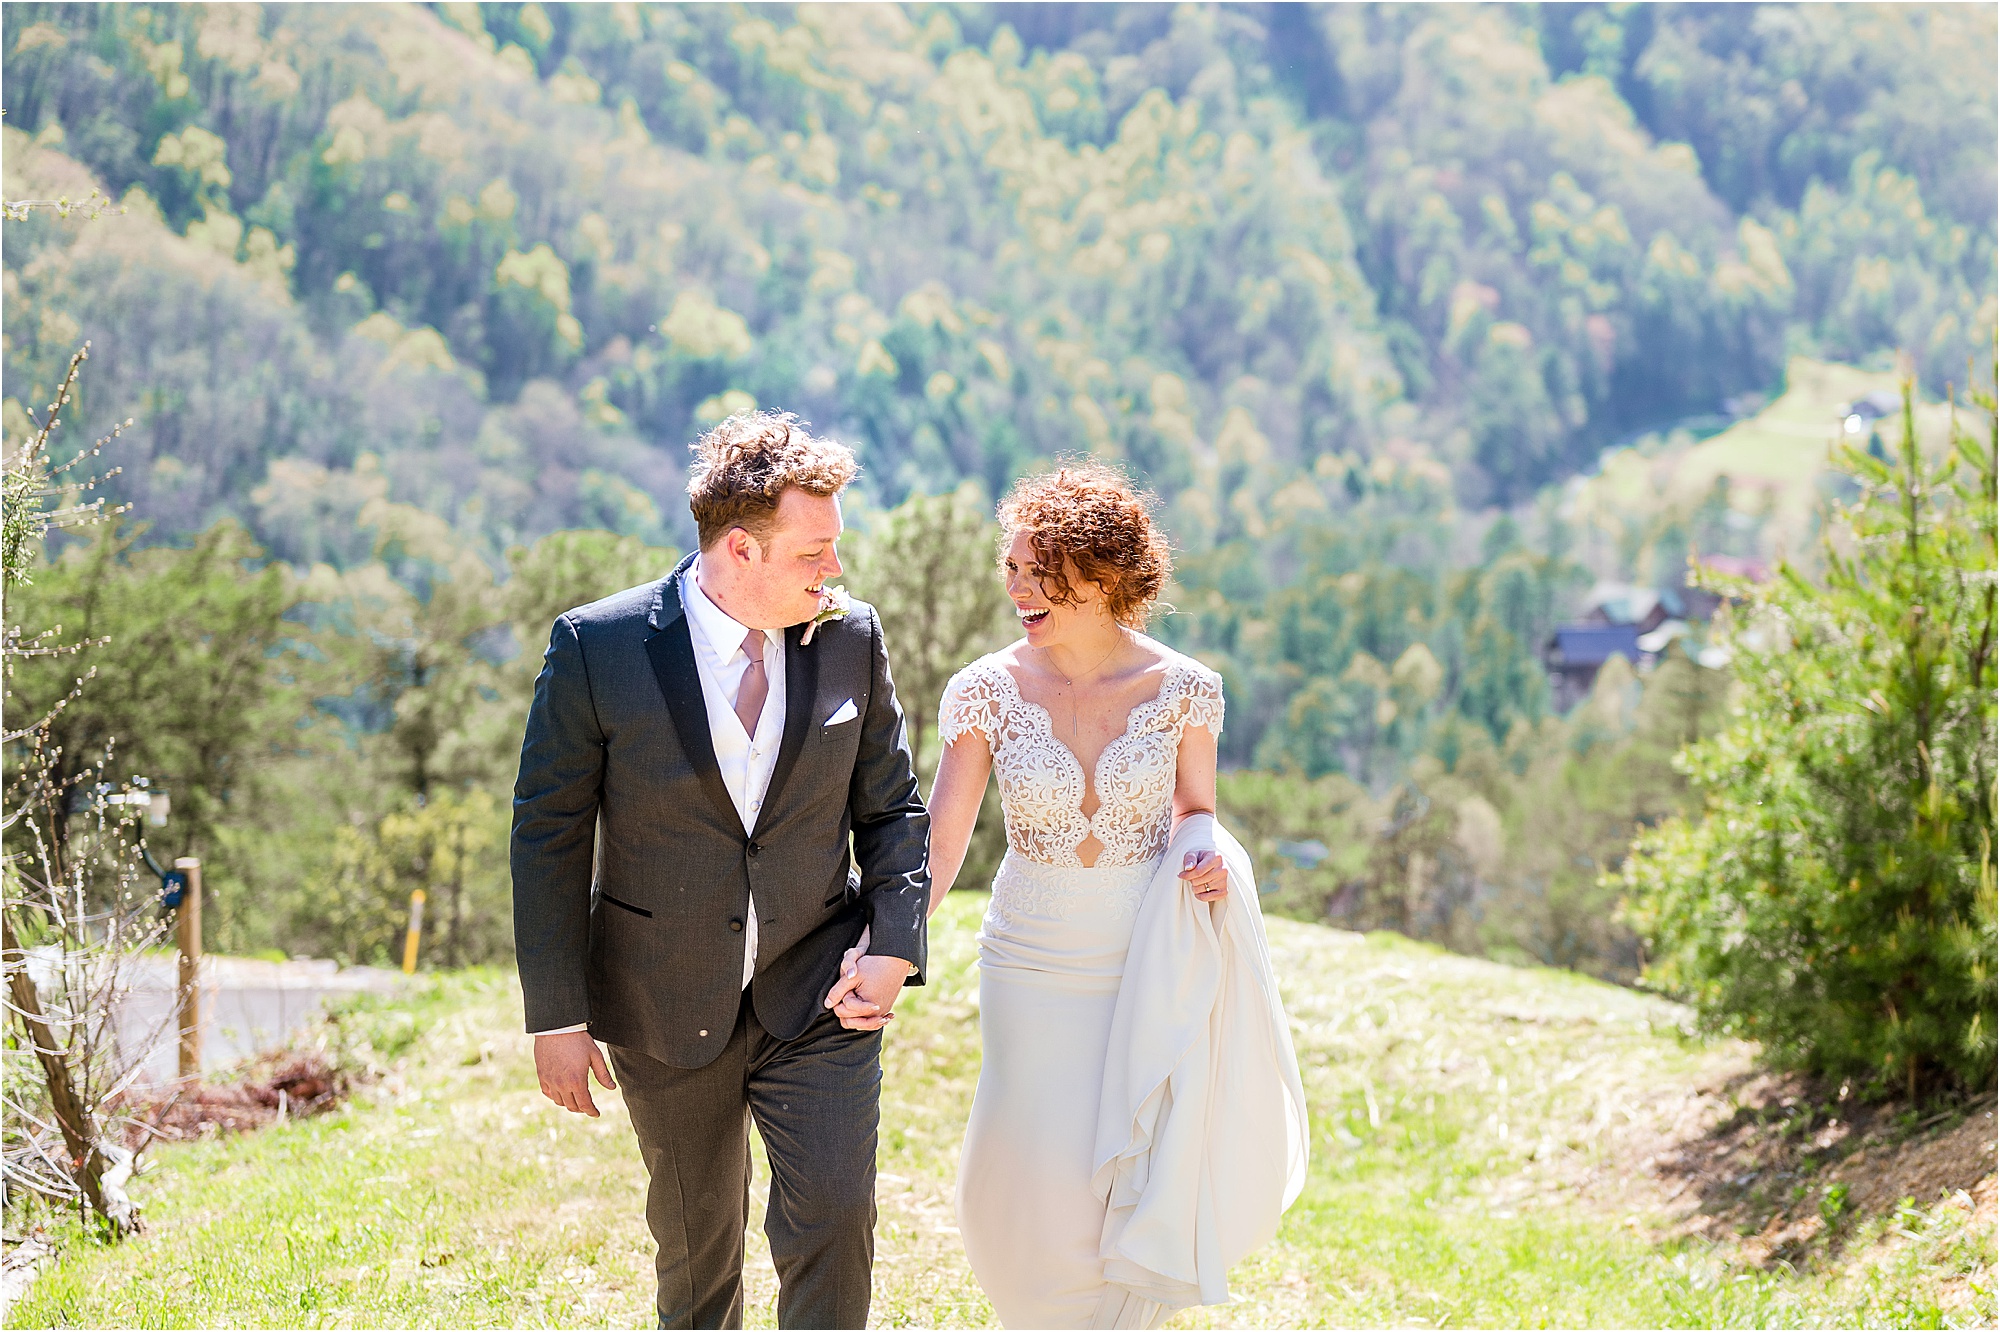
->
[2, 4, 1994, 991]
[5, 3, 1991, 544]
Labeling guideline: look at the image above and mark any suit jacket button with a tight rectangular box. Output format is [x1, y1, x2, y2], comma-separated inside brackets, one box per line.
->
[746, 842, 761, 857]
[729, 919, 743, 933]
[698, 1029, 708, 1037]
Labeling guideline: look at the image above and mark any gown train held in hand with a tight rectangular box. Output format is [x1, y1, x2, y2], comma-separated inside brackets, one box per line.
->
[1090, 817, 1308, 1322]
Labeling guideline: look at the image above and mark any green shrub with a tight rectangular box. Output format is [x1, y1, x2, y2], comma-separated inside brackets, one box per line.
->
[1623, 378, 1997, 1098]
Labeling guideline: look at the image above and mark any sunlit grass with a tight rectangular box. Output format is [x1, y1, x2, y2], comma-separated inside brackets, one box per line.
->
[9, 895, 1991, 1328]
[1569, 355, 1967, 574]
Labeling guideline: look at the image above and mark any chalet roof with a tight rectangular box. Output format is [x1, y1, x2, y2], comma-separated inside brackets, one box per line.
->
[1582, 581, 1682, 631]
[1545, 624, 1642, 669]
[1842, 389, 1901, 423]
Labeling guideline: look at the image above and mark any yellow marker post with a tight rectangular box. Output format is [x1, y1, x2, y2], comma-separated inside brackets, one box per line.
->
[402, 888, 426, 974]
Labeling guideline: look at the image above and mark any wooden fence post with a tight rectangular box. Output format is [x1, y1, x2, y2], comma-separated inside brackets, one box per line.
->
[174, 857, 202, 1080]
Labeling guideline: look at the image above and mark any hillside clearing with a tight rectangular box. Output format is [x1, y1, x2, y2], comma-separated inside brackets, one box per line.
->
[1567, 355, 1965, 576]
[8, 893, 1992, 1328]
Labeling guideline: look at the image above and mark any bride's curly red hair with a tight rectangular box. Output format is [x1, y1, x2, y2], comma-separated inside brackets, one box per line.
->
[997, 464, 1172, 629]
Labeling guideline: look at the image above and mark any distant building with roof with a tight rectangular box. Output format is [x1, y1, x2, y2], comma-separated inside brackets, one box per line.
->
[1544, 564, 1770, 712]
[1545, 624, 1643, 711]
[1842, 389, 1900, 461]
[1842, 389, 1901, 430]
[1578, 581, 1677, 636]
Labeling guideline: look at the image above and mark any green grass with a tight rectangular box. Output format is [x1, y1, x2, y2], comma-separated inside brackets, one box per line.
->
[1572, 355, 1965, 571]
[9, 895, 1993, 1328]
[1675, 356, 1956, 491]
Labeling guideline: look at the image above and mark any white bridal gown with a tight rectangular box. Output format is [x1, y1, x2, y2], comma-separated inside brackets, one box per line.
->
[940, 658, 1309, 1330]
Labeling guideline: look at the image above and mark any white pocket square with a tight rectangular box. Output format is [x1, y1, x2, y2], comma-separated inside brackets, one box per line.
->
[823, 698, 859, 727]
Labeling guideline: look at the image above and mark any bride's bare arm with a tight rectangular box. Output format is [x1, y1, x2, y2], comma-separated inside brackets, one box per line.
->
[1171, 719, 1219, 824]
[825, 718, 992, 1020]
[925, 733, 993, 916]
[1172, 722, 1229, 900]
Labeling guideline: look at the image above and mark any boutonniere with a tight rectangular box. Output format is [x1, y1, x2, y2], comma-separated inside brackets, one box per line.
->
[799, 585, 851, 645]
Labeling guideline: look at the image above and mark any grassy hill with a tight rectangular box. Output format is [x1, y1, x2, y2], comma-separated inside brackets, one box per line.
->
[1565, 356, 1966, 586]
[10, 893, 1994, 1328]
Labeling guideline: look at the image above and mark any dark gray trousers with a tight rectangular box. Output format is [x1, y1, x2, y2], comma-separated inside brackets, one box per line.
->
[610, 997, 881, 1330]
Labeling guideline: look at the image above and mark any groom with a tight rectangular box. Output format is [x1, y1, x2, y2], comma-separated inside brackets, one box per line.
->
[511, 412, 930, 1329]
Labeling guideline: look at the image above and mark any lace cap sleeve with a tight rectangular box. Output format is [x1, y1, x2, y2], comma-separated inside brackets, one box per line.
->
[938, 663, 1004, 749]
[1174, 663, 1225, 737]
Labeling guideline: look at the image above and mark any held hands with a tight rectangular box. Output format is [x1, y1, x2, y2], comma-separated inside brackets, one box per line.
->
[822, 925, 910, 1031]
[535, 1029, 617, 1117]
[821, 855, 1221, 1023]
[1179, 847, 1229, 901]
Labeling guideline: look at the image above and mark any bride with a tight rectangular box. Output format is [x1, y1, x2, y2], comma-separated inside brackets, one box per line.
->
[829, 465, 1308, 1329]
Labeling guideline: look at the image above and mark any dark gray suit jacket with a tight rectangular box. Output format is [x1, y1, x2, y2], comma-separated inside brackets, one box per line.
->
[511, 554, 930, 1069]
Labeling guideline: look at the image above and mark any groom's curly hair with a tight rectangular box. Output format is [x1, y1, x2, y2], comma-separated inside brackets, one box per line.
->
[998, 463, 1172, 628]
[688, 411, 858, 550]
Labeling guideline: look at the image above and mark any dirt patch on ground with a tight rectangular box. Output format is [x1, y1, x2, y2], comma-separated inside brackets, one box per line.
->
[1928, 1173, 1997, 1319]
[1824, 1103, 1998, 1217]
[1626, 1069, 1997, 1266]
[114, 1047, 357, 1147]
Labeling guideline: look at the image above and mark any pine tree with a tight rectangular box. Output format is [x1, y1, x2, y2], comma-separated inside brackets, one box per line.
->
[1624, 375, 1998, 1097]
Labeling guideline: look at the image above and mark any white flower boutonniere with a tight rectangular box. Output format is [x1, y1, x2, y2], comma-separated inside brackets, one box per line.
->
[799, 585, 851, 645]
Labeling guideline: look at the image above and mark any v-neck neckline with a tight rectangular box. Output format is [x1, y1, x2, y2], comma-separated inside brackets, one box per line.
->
[993, 661, 1178, 842]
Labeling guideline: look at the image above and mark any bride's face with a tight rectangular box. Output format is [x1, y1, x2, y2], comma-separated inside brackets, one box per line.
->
[1001, 530, 1113, 648]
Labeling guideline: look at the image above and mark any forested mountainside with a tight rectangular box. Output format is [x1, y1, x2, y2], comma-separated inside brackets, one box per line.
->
[4, 2, 1992, 565]
[5, 4, 1992, 987]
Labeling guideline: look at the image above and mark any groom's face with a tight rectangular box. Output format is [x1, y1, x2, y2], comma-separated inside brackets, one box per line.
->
[724, 487, 845, 629]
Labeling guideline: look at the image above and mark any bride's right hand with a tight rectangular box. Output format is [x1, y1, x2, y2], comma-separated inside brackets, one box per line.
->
[1179, 847, 1229, 901]
[823, 924, 872, 1011]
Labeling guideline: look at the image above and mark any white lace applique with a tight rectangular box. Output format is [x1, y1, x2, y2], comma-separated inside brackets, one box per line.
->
[937, 657, 1226, 871]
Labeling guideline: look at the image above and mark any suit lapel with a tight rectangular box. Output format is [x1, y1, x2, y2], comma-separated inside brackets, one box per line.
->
[753, 622, 819, 839]
[644, 561, 739, 829]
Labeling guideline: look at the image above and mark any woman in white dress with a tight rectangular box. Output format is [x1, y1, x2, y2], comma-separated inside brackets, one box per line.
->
[829, 465, 1307, 1329]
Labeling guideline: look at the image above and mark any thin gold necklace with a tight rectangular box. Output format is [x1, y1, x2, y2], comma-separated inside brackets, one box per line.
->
[1045, 632, 1125, 737]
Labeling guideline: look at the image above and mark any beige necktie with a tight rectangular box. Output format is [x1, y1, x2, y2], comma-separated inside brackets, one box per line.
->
[734, 629, 769, 738]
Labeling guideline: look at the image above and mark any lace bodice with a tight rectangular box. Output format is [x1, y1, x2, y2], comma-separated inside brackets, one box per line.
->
[939, 656, 1224, 868]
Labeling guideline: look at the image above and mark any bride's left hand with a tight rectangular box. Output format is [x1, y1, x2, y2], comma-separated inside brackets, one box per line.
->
[1179, 848, 1228, 900]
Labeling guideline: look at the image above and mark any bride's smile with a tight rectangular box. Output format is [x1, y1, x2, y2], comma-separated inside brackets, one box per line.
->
[1002, 534, 1063, 643]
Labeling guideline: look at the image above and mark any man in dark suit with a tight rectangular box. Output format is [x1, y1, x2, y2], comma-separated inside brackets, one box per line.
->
[511, 412, 930, 1329]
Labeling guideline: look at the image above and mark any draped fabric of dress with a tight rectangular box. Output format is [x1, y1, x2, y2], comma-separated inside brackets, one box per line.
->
[939, 657, 1307, 1330]
[1093, 819, 1309, 1318]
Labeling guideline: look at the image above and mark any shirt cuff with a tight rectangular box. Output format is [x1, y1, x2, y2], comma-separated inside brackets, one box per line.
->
[530, 1023, 590, 1036]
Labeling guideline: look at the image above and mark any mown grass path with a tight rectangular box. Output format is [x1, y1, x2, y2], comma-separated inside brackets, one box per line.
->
[11, 895, 1991, 1328]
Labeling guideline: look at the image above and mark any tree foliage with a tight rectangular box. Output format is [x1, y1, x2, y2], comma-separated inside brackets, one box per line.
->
[1164, 460, 1583, 775]
[1623, 381, 1998, 1096]
[330, 785, 504, 970]
[5, 519, 298, 865]
[2, 3, 1989, 561]
[503, 528, 680, 648]
[1222, 646, 1729, 979]
[2, 3, 1992, 995]
[843, 483, 1016, 772]
[842, 483, 1017, 897]
[1, 341, 155, 1237]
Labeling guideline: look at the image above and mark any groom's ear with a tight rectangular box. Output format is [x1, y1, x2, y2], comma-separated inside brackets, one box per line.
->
[720, 526, 762, 566]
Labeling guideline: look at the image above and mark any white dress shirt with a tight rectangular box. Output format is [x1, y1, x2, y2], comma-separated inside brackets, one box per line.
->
[532, 557, 784, 1036]
[681, 557, 786, 993]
